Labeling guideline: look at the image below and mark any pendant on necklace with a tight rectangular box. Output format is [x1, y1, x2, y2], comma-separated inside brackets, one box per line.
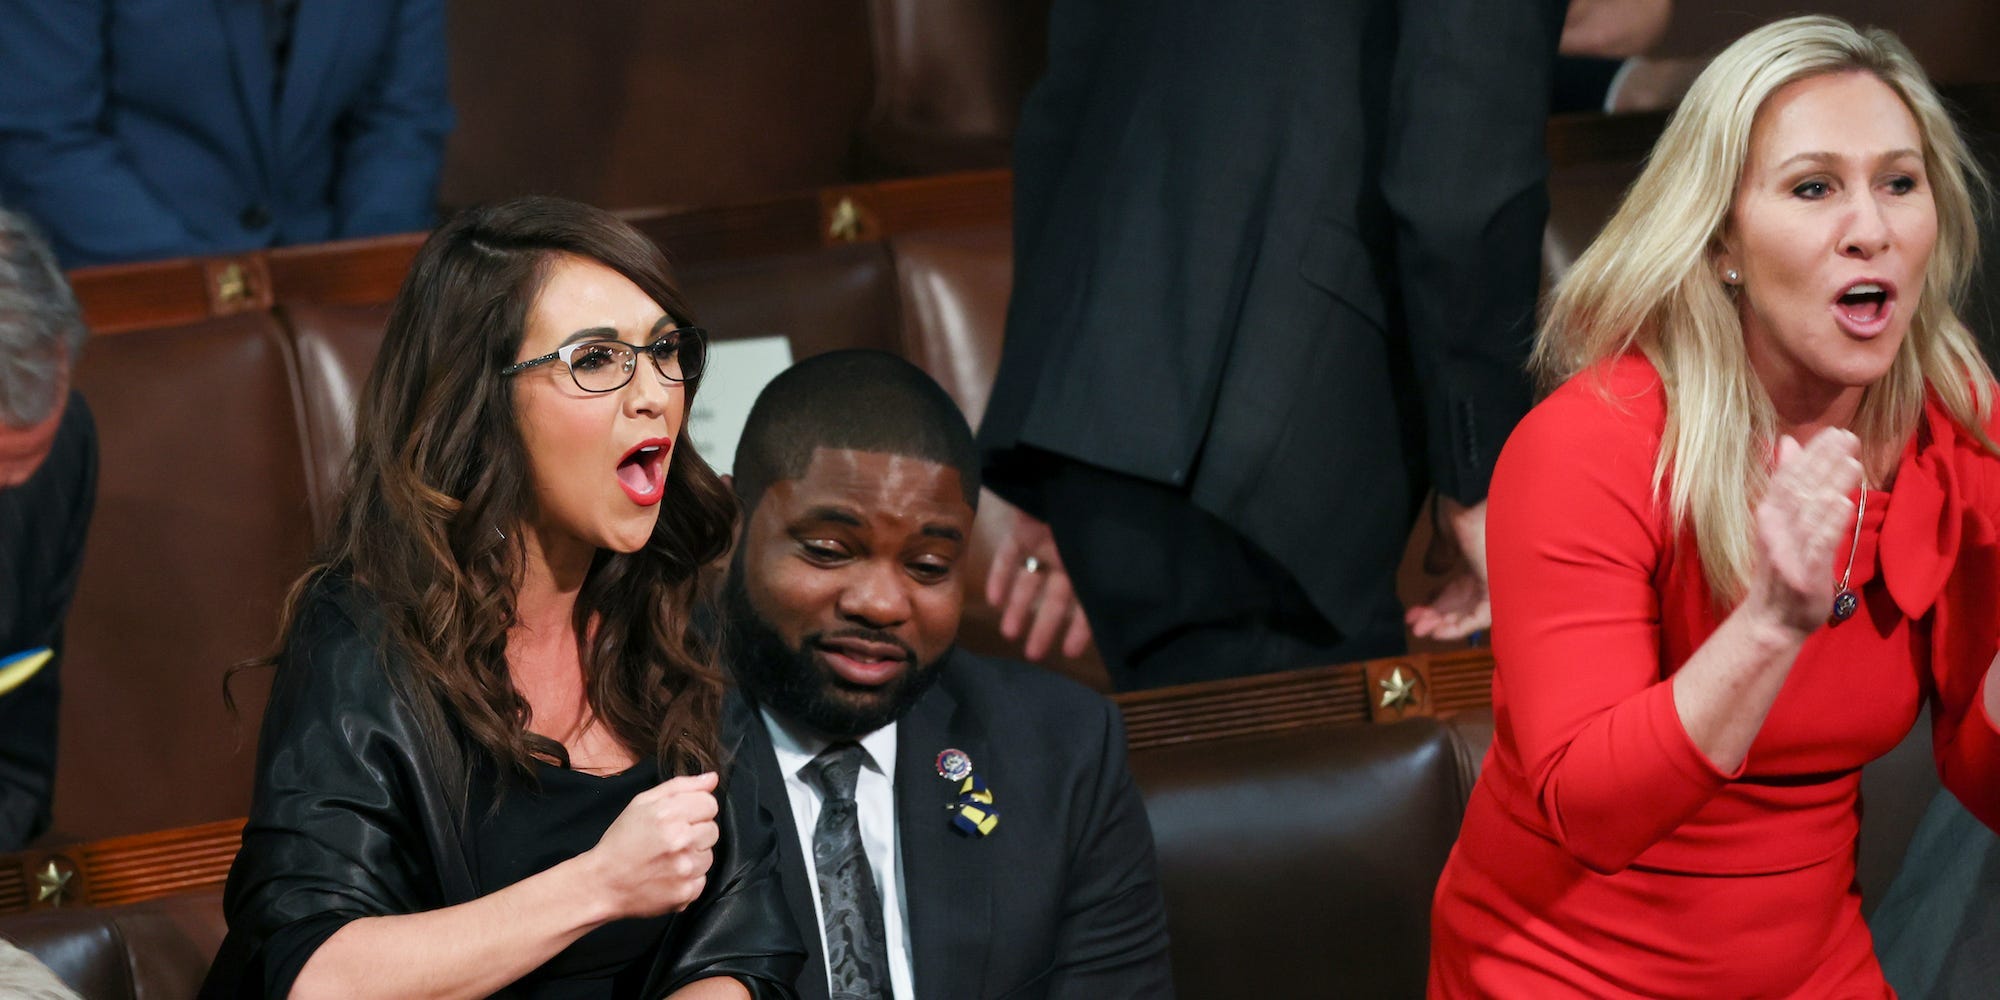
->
[1828, 481, 1868, 628]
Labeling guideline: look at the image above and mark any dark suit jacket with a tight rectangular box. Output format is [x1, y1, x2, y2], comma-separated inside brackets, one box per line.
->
[979, 0, 1562, 635]
[725, 651, 1173, 999]
[0, 393, 95, 849]
[0, 0, 452, 267]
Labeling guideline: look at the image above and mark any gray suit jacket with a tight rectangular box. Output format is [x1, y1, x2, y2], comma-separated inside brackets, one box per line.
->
[1872, 790, 2000, 997]
[723, 650, 1173, 999]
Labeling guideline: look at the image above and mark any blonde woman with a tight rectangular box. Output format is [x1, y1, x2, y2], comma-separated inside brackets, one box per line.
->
[1429, 17, 2000, 997]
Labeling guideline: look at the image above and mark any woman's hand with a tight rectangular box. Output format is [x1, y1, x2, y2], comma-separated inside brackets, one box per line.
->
[1407, 496, 1492, 641]
[1669, 429, 1862, 775]
[293, 773, 724, 999]
[1743, 429, 1865, 637]
[587, 771, 721, 919]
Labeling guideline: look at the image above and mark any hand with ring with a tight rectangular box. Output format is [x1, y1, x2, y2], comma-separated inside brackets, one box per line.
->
[985, 502, 1093, 661]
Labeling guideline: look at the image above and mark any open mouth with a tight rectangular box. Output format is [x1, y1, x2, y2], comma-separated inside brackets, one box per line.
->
[816, 635, 911, 687]
[1832, 280, 1894, 335]
[615, 437, 672, 505]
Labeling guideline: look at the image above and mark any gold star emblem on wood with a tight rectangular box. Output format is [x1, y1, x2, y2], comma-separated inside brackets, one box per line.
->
[827, 196, 864, 242]
[1365, 660, 1433, 722]
[35, 860, 74, 907]
[1379, 667, 1418, 708]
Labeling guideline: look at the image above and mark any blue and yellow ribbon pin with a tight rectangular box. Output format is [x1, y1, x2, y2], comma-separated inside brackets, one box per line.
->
[0, 647, 53, 697]
[937, 747, 998, 837]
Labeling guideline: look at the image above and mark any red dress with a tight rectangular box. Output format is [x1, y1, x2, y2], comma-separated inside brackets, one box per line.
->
[1429, 356, 2000, 998]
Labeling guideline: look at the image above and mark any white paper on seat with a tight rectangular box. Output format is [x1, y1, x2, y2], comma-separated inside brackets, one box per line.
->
[686, 335, 794, 475]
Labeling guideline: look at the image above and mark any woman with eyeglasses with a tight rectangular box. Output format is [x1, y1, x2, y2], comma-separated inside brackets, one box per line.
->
[201, 197, 802, 999]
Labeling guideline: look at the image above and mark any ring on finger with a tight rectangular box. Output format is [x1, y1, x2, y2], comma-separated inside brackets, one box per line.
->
[1022, 555, 1045, 575]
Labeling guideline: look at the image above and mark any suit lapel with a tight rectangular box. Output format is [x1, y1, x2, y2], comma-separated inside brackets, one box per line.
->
[276, 0, 348, 153]
[897, 675, 996, 998]
[724, 694, 829, 1000]
[211, 0, 275, 170]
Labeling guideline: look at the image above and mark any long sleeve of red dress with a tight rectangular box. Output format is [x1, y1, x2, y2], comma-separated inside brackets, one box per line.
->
[1483, 365, 1739, 874]
[1433, 355, 2000, 997]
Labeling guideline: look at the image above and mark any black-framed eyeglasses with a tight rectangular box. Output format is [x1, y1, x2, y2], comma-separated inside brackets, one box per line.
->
[501, 327, 708, 393]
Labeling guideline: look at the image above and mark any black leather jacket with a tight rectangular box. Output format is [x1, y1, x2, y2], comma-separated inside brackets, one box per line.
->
[199, 576, 802, 998]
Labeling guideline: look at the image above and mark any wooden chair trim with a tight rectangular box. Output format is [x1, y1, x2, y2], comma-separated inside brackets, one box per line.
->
[4, 818, 245, 912]
[67, 171, 1019, 336]
[1114, 649, 1495, 751]
[819, 169, 1011, 243]
[0, 650, 1494, 914]
[69, 257, 218, 336]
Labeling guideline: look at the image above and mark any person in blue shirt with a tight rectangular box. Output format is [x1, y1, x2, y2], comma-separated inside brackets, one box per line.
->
[0, 0, 452, 267]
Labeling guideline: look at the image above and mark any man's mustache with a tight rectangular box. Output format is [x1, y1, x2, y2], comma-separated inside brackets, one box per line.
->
[809, 627, 916, 663]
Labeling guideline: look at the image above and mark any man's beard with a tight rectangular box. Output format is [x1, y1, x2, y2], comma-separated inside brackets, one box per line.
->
[723, 574, 948, 740]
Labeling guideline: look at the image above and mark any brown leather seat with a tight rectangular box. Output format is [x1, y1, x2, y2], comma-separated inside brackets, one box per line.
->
[678, 242, 904, 359]
[59, 314, 312, 841]
[0, 889, 223, 1000]
[281, 303, 393, 540]
[1132, 712, 1488, 997]
[855, 0, 1049, 176]
[441, 2, 1048, 212]
[1, 708, 1496, 996]
[890, 227, 1011, 423]
[443, 1, 881, 211]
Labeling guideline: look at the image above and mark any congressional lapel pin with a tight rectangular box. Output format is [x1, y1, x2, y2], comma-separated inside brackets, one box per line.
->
[935, 748, 973, 782]
[937, 748, 997, 837]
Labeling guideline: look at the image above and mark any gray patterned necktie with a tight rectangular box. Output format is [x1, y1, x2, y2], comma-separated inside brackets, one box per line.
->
[802, 742, 892, 1000]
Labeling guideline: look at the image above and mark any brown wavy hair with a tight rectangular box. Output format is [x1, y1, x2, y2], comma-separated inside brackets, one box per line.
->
[274, 196, 736, 791]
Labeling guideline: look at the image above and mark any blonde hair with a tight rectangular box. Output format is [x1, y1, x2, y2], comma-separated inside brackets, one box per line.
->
[1534, 15, 1994, 603]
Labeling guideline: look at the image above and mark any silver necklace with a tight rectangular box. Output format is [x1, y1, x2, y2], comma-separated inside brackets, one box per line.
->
[1828, 481, 1867, 625]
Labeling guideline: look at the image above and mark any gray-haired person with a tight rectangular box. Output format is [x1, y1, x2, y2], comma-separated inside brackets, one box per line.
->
[0, 207, 94, 850]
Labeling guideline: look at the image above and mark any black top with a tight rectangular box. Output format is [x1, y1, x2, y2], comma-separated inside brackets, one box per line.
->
[0, 392, 96, 849]
[468, 756, 670, 998]
[200, 577, 804, 999]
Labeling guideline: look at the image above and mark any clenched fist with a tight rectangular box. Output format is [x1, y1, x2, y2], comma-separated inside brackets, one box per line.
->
[587, 771, 722, 919]
[1746, 429, 1865, 636]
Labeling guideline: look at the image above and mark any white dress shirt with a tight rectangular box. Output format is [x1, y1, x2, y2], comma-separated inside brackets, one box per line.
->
[761, 710, 915, 999]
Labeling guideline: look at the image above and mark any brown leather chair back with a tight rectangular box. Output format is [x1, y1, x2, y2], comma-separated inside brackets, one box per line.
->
[856, 0, 1048, 175]
[443, 1, 879, 211]
[890, 227, 1011, 425]
[0, 890, 224, 1000]
[1132, 716, 1482, 998]
[60, 316, 314, 840]
[678, 242, 904, 359]
[282, 303, 393, 539]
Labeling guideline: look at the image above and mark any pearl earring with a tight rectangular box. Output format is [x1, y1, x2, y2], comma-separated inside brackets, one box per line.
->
[1725, 269, 1740, 283]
